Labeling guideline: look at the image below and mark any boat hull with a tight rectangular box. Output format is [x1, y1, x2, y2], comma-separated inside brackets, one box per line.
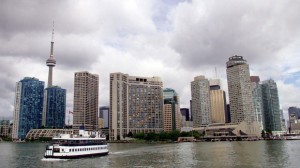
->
[44, 151, 109, 159]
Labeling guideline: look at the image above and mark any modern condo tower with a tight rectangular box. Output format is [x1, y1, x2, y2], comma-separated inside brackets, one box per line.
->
[46, 23, 56, 87]
[12, 77, 45, 140]
[261, 79, 282, 131]
[163, 88, 181, 132]
[73, 71, 99, 131]
[110, 73, 163, 140]
[209, 79, 226, 124]
[42, 86, 66, 128]
[250, 76, 264, 130]
[191, 75, 211, 127]
[226, 56, 255, 124]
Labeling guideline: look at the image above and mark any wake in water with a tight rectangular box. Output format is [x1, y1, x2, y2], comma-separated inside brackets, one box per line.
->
[109, 151, 125, 155]
[41, 158, 69, 162]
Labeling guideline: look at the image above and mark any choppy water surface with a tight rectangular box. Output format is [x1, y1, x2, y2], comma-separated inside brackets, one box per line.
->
[0, 141, 300, 168]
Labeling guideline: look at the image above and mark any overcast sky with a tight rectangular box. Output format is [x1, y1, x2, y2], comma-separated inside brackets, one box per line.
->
[1, 0, 300, 121]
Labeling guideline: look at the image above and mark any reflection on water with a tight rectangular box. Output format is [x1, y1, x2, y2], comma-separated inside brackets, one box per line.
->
[1, 141, 300, 168]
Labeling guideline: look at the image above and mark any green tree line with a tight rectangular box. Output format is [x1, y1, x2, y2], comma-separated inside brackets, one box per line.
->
[131, 130, 202, 141]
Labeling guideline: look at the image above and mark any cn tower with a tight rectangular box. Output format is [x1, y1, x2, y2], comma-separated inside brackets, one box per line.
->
[46, 23, 56, 87]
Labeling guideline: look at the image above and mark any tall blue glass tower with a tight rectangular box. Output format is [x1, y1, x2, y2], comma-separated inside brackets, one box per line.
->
[12, 77, 45, 140]
[42, 86, 66, 128]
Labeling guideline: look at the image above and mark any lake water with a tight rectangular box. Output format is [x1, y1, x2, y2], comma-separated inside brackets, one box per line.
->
[0, 140, 300, 168]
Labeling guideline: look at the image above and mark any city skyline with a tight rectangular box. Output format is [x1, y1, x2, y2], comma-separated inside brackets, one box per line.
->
[2, 1, 300, 120]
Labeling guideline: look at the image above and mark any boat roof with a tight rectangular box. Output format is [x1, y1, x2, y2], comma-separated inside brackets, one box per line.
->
[52, 137, 106, 140]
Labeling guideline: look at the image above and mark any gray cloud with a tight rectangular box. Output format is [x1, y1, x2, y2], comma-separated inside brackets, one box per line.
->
[169, 0, 300, 69]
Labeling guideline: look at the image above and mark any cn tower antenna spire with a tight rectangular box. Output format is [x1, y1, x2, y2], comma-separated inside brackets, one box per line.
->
[52, 21, 54, 42]
[50, 21, 55, 56]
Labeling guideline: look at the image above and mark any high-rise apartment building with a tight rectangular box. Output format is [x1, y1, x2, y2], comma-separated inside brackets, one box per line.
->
[250, 76, 264, 130]
[261, 79, 282, 131]
[191, 75, 211, 127]
[42, 86, 66, 128]
[110, 72, 163, 140]
[12, 77, 45, 140]
[209, 79, 226, 123]
[163, 88, 180, 132]
[226, 55, 255, 124]
[73, 71, 99, 131]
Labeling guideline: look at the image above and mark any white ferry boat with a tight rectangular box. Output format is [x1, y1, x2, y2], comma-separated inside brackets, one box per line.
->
[44, 129, 109, 159]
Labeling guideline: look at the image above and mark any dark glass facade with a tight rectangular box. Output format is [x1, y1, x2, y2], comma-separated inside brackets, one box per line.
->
[261, 79, 282, 131]
[99, 106, 109, 128]
[44, 86, 66, 128]
[180, 108, 190, 121]
[16, 77, 45, 140]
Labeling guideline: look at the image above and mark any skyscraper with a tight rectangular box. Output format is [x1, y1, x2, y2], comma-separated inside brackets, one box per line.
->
[110, 72, 163, 140]
[163, 88, 180, 132]
[191, 75, 211, 127]
[250, 76, 264, 130]
[261, 79, 282, 131]
[180, 108, 190, 121]
[12, 77, 45, 140]
[209, 79, 226, 124]
[226, 55, 255, 124]
[46, 24, 56, 87]
[73, 71, 99, 131]
[99, 106, 109, 128]
[42, 86, 66, 128]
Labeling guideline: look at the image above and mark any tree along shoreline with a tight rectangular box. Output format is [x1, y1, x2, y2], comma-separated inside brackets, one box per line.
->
[111, 130, 202, 142]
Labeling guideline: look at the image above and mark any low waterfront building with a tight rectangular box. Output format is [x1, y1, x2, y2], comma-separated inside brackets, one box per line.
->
[193, 121, 261, 138]
[26, 129, 74, 140]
